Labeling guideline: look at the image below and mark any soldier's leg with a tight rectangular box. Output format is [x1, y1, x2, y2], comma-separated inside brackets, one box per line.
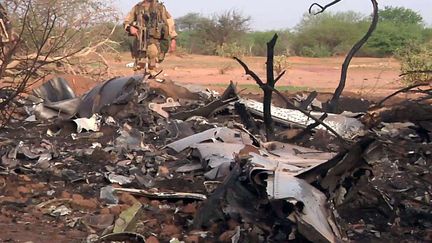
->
[131, 38, 147, 71]
[147, 43, 159, 76]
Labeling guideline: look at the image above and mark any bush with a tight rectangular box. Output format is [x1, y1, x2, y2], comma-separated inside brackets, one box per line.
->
[174, 8, 430, 58]
[274, 55, 291, 75]
[366, 22, 424, 57]
[397, 41, 432, 85]
[292, 12, 367, 57]
[215, 42, 247, 57]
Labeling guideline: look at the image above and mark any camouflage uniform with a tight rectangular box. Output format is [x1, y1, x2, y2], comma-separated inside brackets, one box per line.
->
[124, 0, 177, 75]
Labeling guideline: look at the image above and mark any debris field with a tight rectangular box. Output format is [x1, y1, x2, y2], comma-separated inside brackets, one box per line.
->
[0, 75, 431, 243]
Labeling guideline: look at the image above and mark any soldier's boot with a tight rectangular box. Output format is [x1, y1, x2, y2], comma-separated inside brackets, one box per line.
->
[148, 47, 162, 79]
[134, 59, 146, 72]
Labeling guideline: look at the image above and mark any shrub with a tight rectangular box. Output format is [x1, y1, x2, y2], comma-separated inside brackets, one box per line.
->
[274, 55, 291, 75]
[215, 42, 247, 57]
[397, 41, 432, 85]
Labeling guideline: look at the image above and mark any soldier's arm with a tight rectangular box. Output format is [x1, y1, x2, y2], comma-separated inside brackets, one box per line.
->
[163, 7, 178, 39]
[123, 5, 137, 31]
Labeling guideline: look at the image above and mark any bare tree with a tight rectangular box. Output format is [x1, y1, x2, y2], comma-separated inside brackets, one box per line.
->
[0, 0, 119, 128]
[310, 0, 379, 112]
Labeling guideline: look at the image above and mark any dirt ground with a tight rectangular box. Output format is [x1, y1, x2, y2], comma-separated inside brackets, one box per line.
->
[107, 53, 402, 97]
[1, 54, 417, 243]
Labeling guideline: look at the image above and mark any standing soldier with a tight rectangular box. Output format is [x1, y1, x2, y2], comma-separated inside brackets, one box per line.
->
[124, 0, 177, 77]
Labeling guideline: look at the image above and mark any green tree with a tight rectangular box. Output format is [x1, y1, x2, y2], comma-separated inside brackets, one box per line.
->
[366, 6, 425, 56]
[379, 6, 424, 25]
[292, 11, 367, 57]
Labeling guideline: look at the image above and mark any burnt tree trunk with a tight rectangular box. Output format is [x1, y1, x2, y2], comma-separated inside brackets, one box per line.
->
[327, 0, 379, 112]
[263, 34, 278, 140]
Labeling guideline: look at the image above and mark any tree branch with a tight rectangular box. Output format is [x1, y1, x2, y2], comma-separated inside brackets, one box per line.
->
[275, 70, 286, 83]
[234, 55, 348, 147]
[309, 0, 343, 15]
[233, 57, 265, 87]
[327, 0, 379, 112]
[375, 82, 431, 107]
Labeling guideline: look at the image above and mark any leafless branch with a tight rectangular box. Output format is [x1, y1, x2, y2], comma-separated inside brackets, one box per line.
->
[322, 0, 379, 112]
[233, 57, 265, 87]
[375, 82, 431, 107]
[234, 35, 348, 146]
[0, 0, 119, 128]
[234, 34, 279, 140]
[309, 0, 343, 15]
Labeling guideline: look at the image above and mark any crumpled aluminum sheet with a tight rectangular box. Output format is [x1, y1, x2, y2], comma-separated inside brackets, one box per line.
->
[34, 98, 81, 120]
[241, 99, 366, 140]
[264, 142, 336, 167]
[32, 77, 76, 103]
[78, 75, 142, 118]
[193, 143, 246, 168]
[166, 127, 253, 153]
[247, 143, 341, 242]
[265, 174, 340, 243]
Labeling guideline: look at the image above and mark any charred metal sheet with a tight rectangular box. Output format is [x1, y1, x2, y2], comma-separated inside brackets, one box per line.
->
[265, 175, 340, 243]
[115, 124, 149, 152]
[171, 82, 238, 120]
[166, 127, 253, 153]
[78, 75, 142, 118]
[32, 77, 76, 103]
[241, 99, 365, 140]
[114, 188, 207, 201]
[171, 97, 237, 120]
[34, 98, 81, 120]
[193, 143, 246, 168]
[249, 153, 303, 174]
[264, 142, 336, 167]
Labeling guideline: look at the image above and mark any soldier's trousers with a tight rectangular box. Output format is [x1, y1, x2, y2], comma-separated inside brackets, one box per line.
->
[131, 38, 165, 75]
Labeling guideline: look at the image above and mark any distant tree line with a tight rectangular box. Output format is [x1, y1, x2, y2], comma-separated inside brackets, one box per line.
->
[110, 7, 431, 58]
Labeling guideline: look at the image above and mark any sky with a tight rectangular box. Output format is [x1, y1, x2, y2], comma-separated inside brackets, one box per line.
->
[114, 0, 432, 30]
